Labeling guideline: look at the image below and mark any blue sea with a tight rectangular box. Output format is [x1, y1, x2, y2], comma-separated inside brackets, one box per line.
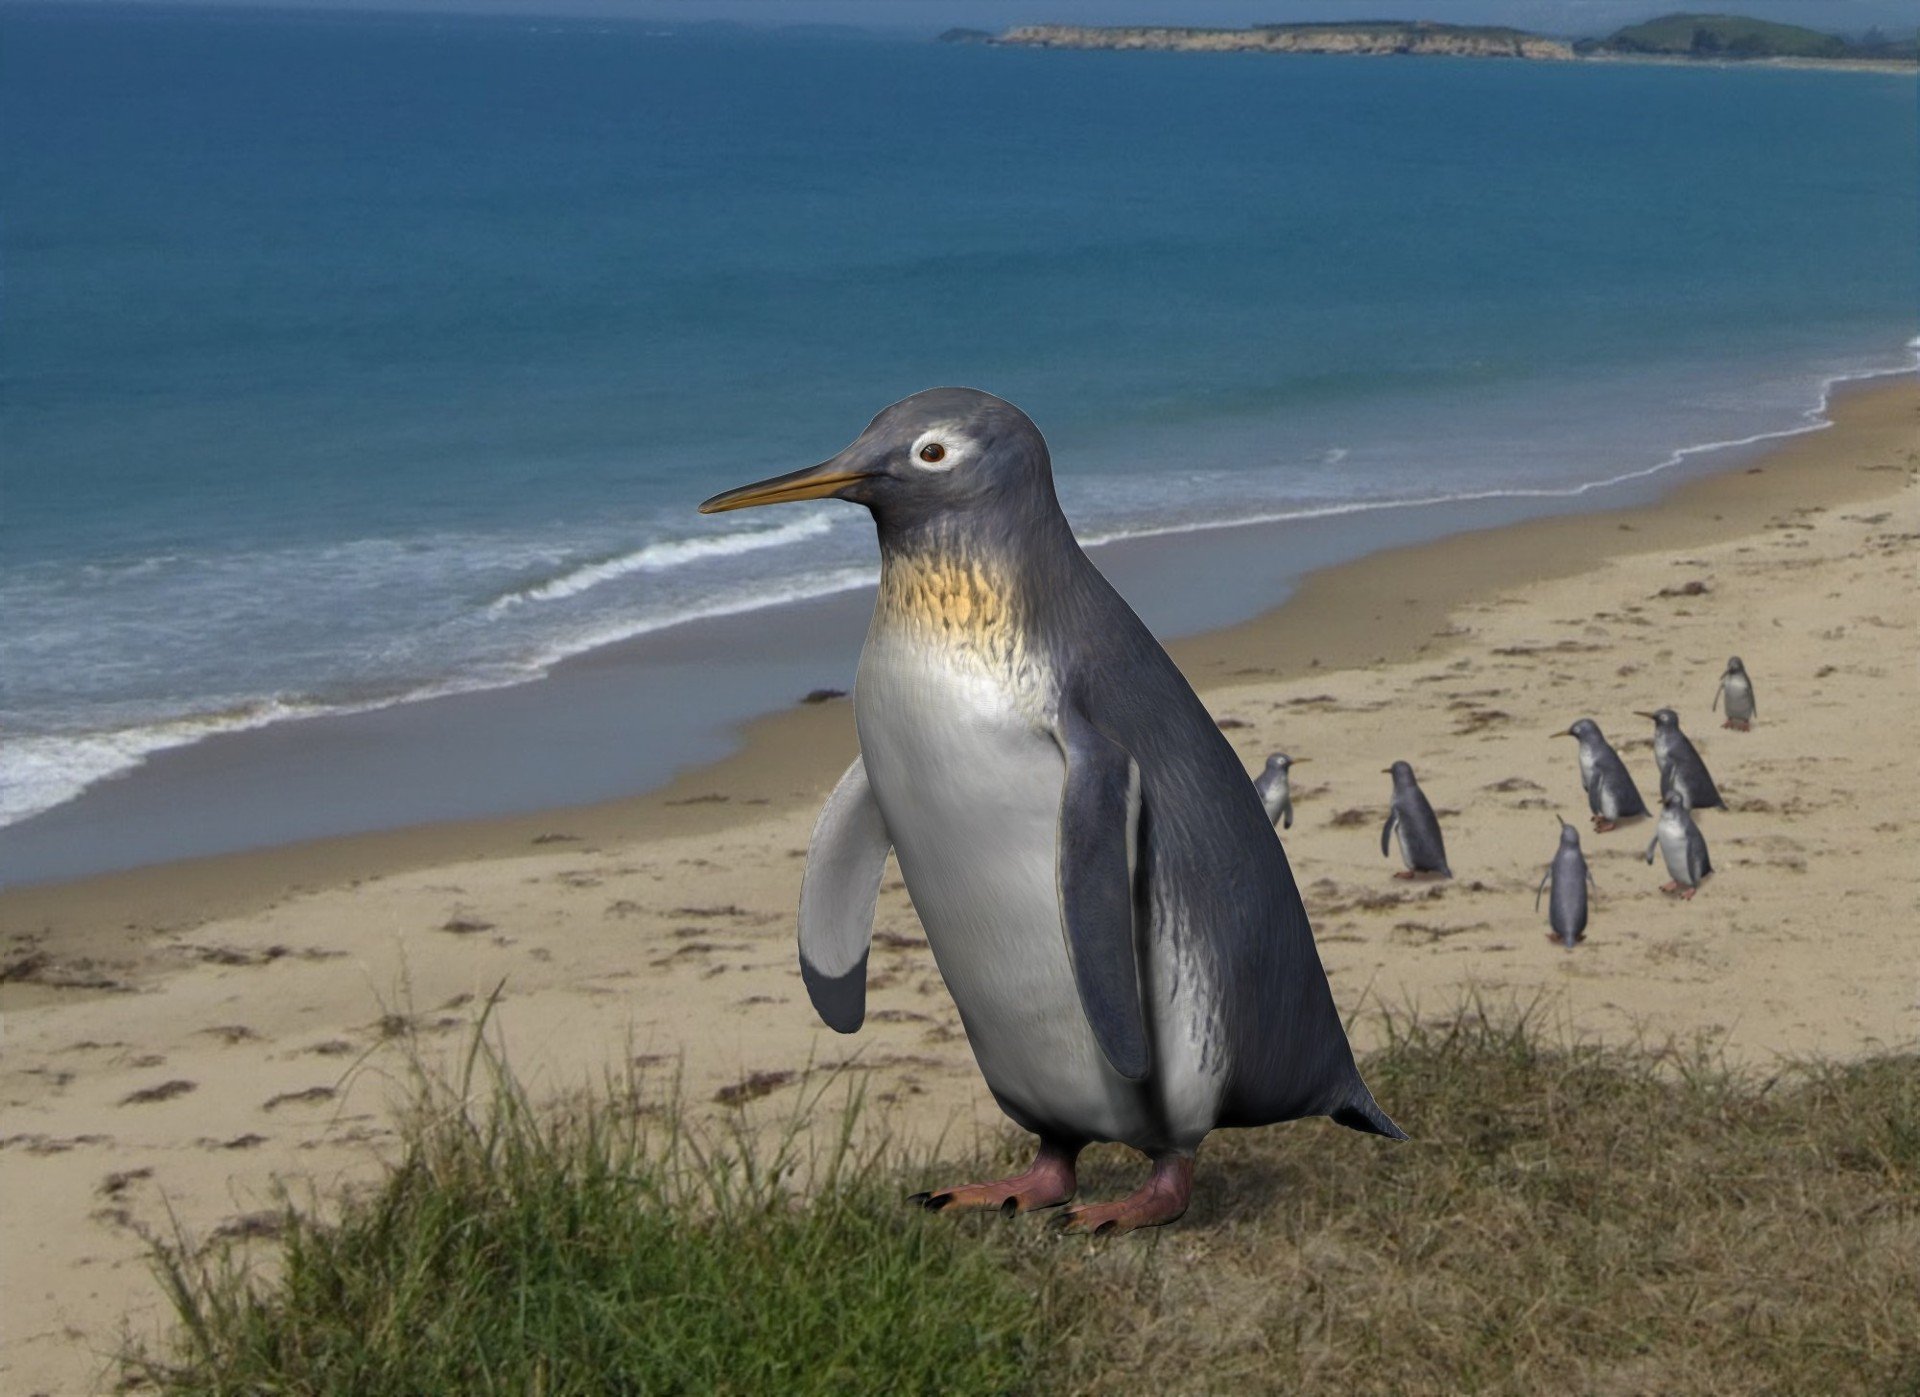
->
[2, 5, 1916, 845]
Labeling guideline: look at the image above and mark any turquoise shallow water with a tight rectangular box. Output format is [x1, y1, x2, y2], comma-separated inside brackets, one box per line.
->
[1, 4, 1915, 841]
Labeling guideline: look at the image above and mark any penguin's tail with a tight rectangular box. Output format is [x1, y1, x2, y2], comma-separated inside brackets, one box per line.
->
[1332, 1085, 1408, 1141]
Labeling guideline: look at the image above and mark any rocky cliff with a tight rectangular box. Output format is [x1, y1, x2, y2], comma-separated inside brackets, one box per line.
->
[995, 23, 1576, 61]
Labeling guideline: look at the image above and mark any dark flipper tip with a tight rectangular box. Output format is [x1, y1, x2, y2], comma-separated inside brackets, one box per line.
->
[1333, 1097, 1409, 1142]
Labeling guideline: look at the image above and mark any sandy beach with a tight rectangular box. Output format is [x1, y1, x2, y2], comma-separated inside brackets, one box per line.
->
[3, 377, 1916, 1394]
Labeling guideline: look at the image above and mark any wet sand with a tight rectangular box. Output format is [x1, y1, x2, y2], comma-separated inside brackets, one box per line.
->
[2, 377, 1916, 1394]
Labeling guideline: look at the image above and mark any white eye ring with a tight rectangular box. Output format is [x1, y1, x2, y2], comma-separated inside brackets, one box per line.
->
[911, 435, 958, 472]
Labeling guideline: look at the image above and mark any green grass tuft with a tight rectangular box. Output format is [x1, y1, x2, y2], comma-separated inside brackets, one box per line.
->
[127, 1003, 1920, 1395]
[128, 1030, 1067, 1395]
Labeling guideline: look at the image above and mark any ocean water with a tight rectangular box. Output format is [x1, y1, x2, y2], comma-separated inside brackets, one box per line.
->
[2, 5, 1916, 835]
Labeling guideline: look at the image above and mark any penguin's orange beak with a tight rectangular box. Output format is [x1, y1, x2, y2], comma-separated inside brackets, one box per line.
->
[698, 459, 873, 514]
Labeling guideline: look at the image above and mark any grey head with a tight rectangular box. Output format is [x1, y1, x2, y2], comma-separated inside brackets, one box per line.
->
[1662, 790, 1690, 815]
[1386, 760, 1417, 788]
[1636, 708, 1682, 732]
[1560, 717, 1605, 745]
[698, 388, 1071, 558]
[1264, 752, 1296, 774]
[1724, 656, 1746, 675]
[1556, 815, 1582, 849]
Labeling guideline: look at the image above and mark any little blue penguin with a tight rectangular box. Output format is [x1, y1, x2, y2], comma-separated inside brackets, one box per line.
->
[1254, 752, 1308, 831]
[699, 388, 1402, 1235]
[1713, 656, 1756, 731]
[1380, 761, 1451, 879]
[1635, 708, 1724, 811]
[1646, 791, 1712, 899]
[1535, 816, 1596, 948]
[1553, 718, 1649, 832]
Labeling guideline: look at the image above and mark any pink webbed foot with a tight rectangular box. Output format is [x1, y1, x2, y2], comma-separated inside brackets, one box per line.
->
[1678, 885, 1698, 901]
[1392, 870, 1417, 881]
[1056, 1155, 1194, 1237]
[1660, 880, 1681, 895]
[910, 1140, 1079, 1216]
[1592, 817, 1617, 833]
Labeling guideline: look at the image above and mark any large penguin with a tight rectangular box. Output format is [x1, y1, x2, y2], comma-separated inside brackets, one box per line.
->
[700, 389, 1401, 1234]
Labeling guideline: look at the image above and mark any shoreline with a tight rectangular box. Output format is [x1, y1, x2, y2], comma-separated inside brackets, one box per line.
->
[2, 375, 1913, 952]
[4, 346, 1915, 889]
[3, 377, 1915, 1396]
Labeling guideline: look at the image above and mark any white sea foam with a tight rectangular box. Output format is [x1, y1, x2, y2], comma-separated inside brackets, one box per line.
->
[486, 513, 835, 614]
[0, 561, 881, 832]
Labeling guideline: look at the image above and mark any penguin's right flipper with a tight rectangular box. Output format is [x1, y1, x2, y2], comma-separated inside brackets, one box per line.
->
[1052, 697, 1151, 1082]
[1281, 802, 1293, 831]
[1534, 866, 1551, 912]
[1687, 821, 1712, 883]
[1711, 683, 1722, 712]
[1380, 809, 1398, 859]
[797, 754, 893, 1034]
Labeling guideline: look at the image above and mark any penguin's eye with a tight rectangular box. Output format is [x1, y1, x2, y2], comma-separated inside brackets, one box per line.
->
[919, 443, 946, 464]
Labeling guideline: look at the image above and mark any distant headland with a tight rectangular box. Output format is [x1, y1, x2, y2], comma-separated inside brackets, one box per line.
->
[943, 14, 1918, 71]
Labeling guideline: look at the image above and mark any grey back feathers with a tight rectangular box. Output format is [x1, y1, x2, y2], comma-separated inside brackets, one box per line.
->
[1641, 708, 1724, 810]
[1381, 761, 1451, 877]
[1536, 819, 1593, 948]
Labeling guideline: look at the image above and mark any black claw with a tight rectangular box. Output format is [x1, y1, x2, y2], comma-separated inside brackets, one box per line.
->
[906, 1191, 933, 1209]
[999, 1197, 1019, 1217]
[1093, 1220, 1118, 1238]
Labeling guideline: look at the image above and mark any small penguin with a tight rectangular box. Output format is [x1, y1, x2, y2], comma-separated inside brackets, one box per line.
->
[1645, 791, 1712, 899]
[1635, 708, 1723, 811]
[699, 388, 1401, 1236]
[1380, 761, 1451, 879]
[1712, 657, 1756, 731]
[1254, 752, 1308, 830]
[1553, 718, 1649, 832]
[1535, 816, 1596, 948]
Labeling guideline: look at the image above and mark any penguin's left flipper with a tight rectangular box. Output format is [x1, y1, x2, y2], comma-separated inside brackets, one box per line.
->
[1534, 866, 1551, 912]
[798, 754, 893, 1034]
[1281, 803, 1293, 831]
[1052, 697, 1151, 1082]
[1380, 809, 1399, 860]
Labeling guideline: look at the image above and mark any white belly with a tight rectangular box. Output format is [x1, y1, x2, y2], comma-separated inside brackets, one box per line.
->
[1577, 744, 1597, 793]
[1724, 675, 1754, 719]
[1656, 817, 1691, 882]
[854, 631, 1151, 1144]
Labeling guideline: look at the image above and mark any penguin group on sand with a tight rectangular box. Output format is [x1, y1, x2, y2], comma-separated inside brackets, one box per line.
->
[701, 389, 1403, 1236]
